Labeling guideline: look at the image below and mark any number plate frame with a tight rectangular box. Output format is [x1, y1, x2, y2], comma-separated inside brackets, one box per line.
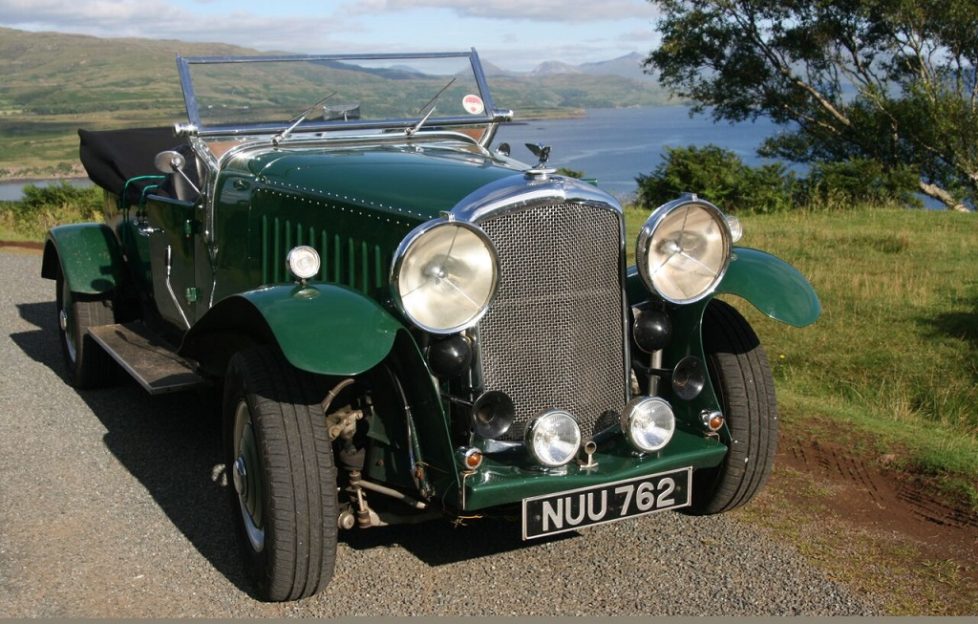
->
[521, 467, 693, 540]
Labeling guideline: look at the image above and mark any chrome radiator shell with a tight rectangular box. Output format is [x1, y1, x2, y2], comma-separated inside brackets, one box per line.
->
[472, 199, 629, 441]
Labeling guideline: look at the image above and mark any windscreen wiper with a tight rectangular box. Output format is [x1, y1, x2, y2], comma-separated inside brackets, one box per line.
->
[272, 91, 337, 146]
[406, 77, 456, 136]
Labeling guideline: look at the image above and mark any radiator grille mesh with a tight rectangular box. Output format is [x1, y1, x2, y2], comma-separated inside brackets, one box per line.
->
[476, 203, 627, 441]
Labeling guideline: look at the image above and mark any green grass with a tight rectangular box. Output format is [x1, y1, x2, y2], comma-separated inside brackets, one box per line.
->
[626, 204, 978, 508]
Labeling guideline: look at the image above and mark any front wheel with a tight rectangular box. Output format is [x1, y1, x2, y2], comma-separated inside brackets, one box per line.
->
[688, 299, 778, 515]
[223, 346, 338, 601]
[55, 266, 117, 388]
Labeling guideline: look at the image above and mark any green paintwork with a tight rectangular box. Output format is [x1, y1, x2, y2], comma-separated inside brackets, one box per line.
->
[41, 223, 125, 295]
[460, 429, 727, 510]
[718, 247, 821, 328]
[246, 144, 520, 222]
[206, 144, 521, 307]
[182, 282, 403, 377]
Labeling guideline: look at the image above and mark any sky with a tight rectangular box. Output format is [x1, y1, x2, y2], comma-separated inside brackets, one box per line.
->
[0, 0, 662, 70]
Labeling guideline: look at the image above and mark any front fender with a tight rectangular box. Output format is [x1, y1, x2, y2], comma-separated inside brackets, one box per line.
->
[717, 247, 821, 328]
[180, 282, 403, 377]
[41, 223, 124, 295]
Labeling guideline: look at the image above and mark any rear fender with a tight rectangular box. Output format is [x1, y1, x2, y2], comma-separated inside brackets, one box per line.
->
[179, 282, 402, 377]
[41, 223, 125, 295]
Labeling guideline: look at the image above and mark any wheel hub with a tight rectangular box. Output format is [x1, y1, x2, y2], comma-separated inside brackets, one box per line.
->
[233, 456, 248, 495]
[233, 400, 265, 553]
[58, 309, 68, 332]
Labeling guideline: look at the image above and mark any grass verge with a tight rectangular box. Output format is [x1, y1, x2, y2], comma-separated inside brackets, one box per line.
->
[626, 205, 978, 509]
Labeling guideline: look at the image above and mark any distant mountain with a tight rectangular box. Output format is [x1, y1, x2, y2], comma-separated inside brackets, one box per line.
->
[530, 61, 583, 76]
[511, 53, 647, 80]
[579, 53, 647, 80]
[479, 60, 514, 78]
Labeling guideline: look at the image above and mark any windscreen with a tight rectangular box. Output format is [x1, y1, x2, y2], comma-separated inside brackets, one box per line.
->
[180, 54, 492, 133]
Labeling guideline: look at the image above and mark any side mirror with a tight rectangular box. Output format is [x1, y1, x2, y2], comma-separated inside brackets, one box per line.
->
[495, 142, 511, 157]
[154, 150, 186, 174]
[154, 150, 200, 197]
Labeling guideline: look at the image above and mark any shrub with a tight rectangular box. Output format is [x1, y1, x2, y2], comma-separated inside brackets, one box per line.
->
[1, 182, 103, 239]
[636, 145, 795, 214]
[637, 145, 924, 213]
[801, 159, 921, 209]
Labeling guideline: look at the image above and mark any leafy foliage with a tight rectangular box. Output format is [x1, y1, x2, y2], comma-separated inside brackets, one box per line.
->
[636, 145, 795, 213]
[636, 145, 922, 213]
[0, 182, 102, 239]
[645, 0, 978, 211]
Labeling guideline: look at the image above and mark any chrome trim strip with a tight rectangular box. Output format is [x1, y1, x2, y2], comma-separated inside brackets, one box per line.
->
[450, 174, 624, 222]
[193, 115, 502, 139]
[215, 130, 488, 168]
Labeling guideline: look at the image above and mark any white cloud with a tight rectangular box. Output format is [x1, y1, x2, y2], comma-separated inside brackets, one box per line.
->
[0, 0, 354, 52]
[0, 0, 653, 67]
[348, 0, 656, 22]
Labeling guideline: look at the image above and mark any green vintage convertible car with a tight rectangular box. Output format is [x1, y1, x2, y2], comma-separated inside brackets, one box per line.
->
[42, 50, 819, 601]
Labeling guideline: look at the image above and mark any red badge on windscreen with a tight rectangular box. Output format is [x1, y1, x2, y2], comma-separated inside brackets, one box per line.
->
[463, 94, 485, 115]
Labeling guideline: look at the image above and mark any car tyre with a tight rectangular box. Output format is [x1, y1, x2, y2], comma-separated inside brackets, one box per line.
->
[223, 346, 338, 601]
[688, 299, 777, 514]
[55, 265, 118, 388]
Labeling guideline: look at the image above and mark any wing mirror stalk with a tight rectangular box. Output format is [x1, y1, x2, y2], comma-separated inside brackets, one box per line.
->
[154, 150, 201, 197]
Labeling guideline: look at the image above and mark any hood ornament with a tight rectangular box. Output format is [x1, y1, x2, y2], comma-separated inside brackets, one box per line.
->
[524, 143, 556, 180]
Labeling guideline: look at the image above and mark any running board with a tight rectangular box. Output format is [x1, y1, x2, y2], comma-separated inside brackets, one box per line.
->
[87, 323, 207, 395]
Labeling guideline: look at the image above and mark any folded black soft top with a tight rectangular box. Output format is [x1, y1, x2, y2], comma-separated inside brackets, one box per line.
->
[78, 127, 187, 205]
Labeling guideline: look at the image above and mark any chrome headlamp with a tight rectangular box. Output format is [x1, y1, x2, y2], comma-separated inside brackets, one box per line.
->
[525, 410, 582, 468]
[620, 396, 675, 453]
[636, 196, 733, 304]
[391, 219, 499, 334]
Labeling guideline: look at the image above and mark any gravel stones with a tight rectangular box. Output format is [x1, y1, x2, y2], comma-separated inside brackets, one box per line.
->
[0, 250, 882, 617]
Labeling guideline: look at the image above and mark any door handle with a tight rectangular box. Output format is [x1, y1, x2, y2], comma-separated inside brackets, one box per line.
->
[135, 219, 160, 237]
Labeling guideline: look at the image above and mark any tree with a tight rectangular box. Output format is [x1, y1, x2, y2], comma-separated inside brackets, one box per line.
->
[645, 0, 978, 211]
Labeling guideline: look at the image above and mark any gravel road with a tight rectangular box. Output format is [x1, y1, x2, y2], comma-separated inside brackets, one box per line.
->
[0, 249, 882, 617]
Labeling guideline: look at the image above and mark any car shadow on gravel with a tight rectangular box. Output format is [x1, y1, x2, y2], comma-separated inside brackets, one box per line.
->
[11, 300, 576, 592]
[11, 301, 255, 597]
[338, 514, 576, 567]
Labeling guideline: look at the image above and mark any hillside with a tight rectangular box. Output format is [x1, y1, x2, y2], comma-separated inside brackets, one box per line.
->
[0, 27, 669, 179]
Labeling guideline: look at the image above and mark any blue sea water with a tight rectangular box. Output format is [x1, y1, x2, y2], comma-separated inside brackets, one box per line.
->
[494, 106, 784, 199]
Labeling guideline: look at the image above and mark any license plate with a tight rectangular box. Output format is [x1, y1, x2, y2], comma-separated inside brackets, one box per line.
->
[521, 467, 692, 540]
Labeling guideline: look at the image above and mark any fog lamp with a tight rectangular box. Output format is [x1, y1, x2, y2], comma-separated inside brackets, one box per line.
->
[620, 397, 675, 453]
[286, 245, 321, 280]
[725, 215, 744, 243]
[525, 410, 581, 468]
